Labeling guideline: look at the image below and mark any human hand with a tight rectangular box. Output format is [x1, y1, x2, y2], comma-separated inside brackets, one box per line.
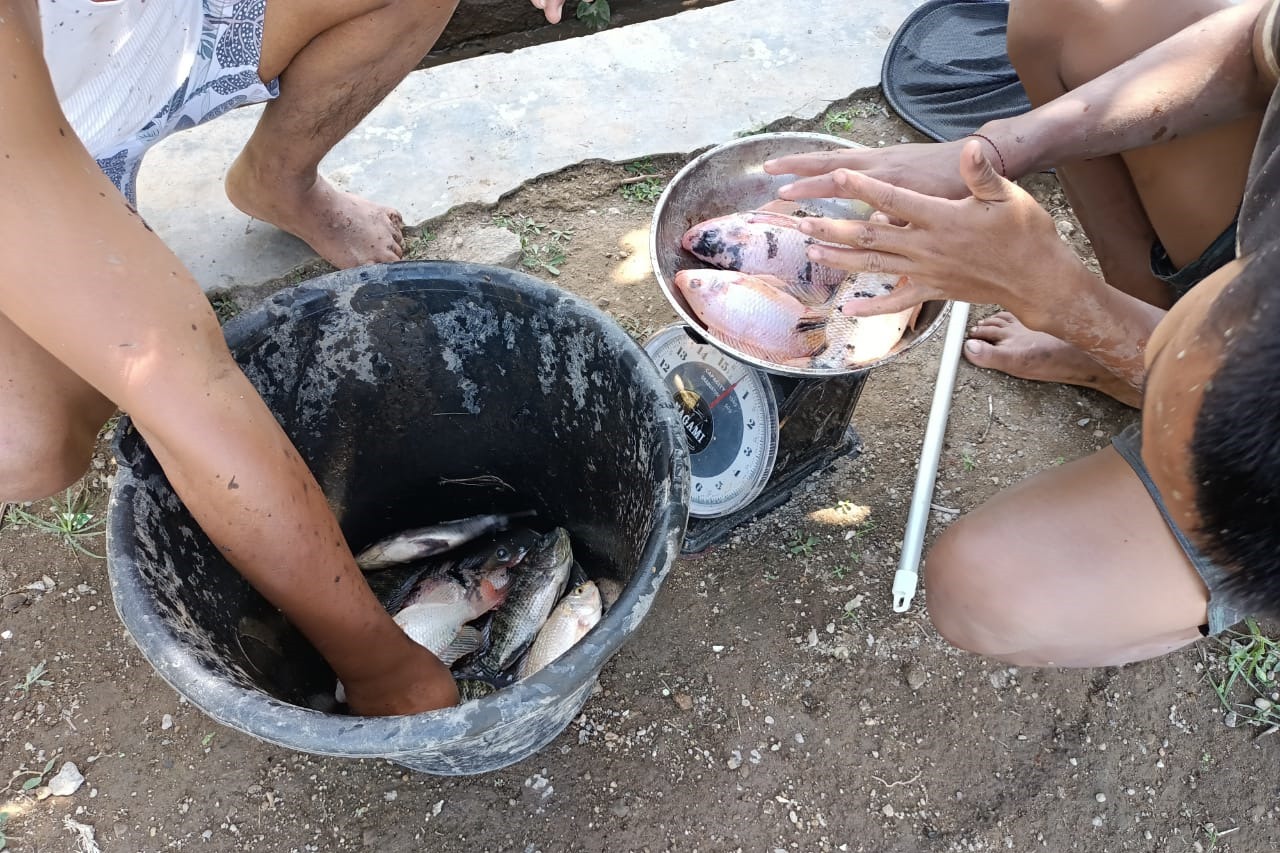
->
[776, 140, 1088, 333]
[529, 0, 592, 24]
[340, 640, 460, 716]
[765, 137, 987, 201]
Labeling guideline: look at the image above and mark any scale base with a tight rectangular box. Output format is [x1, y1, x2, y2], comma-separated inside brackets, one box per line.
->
[681, 421, 863, 556]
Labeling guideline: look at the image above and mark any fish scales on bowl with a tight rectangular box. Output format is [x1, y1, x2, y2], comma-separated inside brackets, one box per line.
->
[649, 132, 950, 378]
[338, 512, 619, 709]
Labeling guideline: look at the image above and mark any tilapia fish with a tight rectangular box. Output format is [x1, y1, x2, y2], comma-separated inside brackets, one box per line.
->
[355, 511, 535, 571]
[811, 272, 920, 369]
[518, 581, 603, 679]
[393, 529, 540, 663]
[674, 269, 827, 367]
[336, 530, 538, 704]
[455, 527, 573, 682]
[682, 210, 846, 305]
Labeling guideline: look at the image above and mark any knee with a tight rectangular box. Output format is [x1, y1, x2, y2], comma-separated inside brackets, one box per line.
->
[0, 416, 98, 502]
[923, 521, 1033, 660]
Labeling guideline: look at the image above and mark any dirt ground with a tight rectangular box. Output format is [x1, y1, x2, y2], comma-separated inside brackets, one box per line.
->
[2, 91, 1278, 853]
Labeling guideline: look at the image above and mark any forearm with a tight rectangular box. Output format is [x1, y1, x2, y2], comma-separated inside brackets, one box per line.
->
[132, 377, 424, 680]
[982, 0, 1272, 178]
[1037, 266, 1167, 393]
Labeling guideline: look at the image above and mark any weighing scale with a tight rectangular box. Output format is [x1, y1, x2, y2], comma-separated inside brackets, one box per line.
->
[644, 323, 868, 555]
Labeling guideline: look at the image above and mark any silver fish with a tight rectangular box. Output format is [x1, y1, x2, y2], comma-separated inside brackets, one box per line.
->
[355, 511, 535, 571]
[518, 581, 603, 679]
[682, 210, 846, 305]
[459, 527, 573, 681]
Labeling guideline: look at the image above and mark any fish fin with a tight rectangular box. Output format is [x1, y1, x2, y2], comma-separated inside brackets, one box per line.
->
[742, 209, 804, 228]
[751, 200, 806, 217]
[364, 561, 436, 612]
[710, 328, 800, 365]
[568, 560, 591, 589]
[757, 272, 841, 308]
[906, 303, 923, 331]
[439, 625, 485, 667]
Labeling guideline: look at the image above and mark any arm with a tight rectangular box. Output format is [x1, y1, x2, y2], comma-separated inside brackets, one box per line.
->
[780, 143, 1166, 392]
[766, 0, 1276, 197]
[0, 1, 455, 715]
[988, 0, 1274, 177]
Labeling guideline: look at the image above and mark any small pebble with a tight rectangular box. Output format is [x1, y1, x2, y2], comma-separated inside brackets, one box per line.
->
[1095, 793, 1107, 803]
[47, 762, 85, 797]
[161, 714, 173, 731]
[904, 664, 927, 691]
[673, 693, 693, 711]
[882, 804, 895, 818]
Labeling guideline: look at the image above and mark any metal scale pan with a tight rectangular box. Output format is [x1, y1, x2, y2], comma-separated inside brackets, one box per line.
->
[647, 132, 951, 553]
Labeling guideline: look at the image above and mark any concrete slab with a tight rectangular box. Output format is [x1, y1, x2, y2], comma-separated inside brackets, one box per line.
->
[138, 0, 924, 292]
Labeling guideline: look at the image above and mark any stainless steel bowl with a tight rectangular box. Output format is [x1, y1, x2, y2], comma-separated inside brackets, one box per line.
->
[649, 132, 950, 378]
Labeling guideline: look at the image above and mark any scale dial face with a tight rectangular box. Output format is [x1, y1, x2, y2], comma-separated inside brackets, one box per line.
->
[645, 325, 780, 518]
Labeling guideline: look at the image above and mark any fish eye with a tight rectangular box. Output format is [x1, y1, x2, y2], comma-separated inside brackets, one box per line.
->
[496, 547, 510, 561]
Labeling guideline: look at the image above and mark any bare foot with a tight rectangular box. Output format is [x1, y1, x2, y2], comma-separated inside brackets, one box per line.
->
[963, 312, 1141, 407]
[225, 155, 405, 269]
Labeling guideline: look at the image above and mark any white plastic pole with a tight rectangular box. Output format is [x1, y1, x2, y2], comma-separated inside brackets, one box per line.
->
[892, 301, 971, 613]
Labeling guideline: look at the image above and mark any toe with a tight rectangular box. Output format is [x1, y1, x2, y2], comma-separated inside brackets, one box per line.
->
[968, 323, 1009, 344]
[963, 338, 997, 367]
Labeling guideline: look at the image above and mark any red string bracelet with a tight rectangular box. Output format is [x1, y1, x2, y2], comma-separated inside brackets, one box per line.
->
[967, 132, 1007, 178]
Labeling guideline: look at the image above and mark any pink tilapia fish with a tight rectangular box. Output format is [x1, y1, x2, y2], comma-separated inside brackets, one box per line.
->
[681, 210, 847, 305]
[811, 272, 921, 369]
[675, 269, 828, 367]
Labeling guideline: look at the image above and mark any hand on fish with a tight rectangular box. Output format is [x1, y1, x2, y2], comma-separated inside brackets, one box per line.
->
[763, 135, 989, 202]
[773, 140, 1083, 332]
[338, 643, 460, 716]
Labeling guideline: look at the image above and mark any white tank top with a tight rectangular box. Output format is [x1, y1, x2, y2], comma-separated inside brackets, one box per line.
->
[39, 0, 203, 156]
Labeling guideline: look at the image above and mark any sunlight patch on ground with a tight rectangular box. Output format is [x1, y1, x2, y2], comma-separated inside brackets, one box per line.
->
[612, 227, 655, 285]
[807, 502, 871, 527]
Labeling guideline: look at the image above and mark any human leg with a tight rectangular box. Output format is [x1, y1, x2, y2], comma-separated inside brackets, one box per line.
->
[924, 446, 1211, 667]
[224, 0, 460, 269]
[0, 312, 116, 502]
[965, 0, 1262, 395]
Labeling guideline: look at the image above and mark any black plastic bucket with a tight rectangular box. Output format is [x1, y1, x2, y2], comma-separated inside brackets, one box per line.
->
[106, 261, 690, 775]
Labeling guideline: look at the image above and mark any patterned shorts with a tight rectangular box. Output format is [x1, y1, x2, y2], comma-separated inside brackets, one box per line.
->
[94, 0, 279, 206]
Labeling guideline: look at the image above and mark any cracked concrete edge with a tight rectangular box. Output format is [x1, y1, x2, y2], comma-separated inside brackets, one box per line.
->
[138, 0, 924, 292]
